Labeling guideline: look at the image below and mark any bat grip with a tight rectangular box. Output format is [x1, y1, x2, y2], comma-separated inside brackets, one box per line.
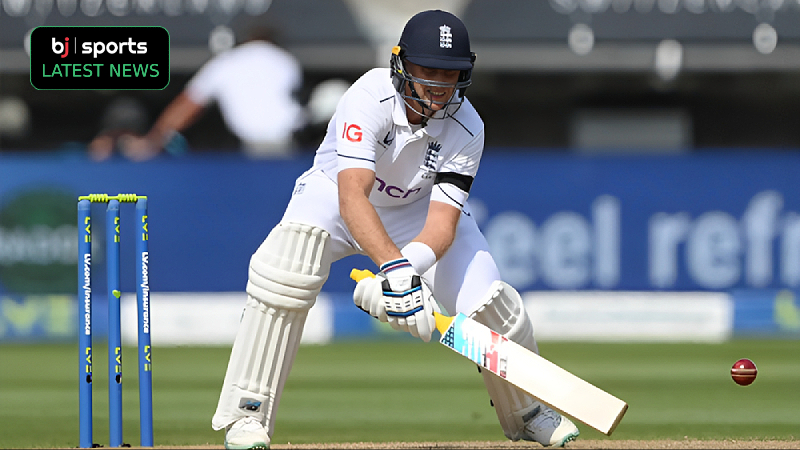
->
[349, 268, 375, 282]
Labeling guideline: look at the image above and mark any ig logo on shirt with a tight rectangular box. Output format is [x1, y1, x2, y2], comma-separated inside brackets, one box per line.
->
[342, 122, 363, 142]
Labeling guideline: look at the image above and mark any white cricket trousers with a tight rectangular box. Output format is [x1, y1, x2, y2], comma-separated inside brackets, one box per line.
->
[280, 169, 502, 315]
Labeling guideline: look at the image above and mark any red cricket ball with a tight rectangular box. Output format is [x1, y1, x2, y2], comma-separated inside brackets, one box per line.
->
[731, 358, 757, 386]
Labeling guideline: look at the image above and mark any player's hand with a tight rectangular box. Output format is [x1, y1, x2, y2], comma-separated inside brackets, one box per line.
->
[379, 258, 436, 342]
[119, 135, 161, 162]
[353, 272, 388, 323]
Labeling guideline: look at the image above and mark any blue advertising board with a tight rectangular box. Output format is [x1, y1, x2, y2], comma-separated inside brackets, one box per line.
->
[2, 151, 800, 295]
[470, 152, 800, 292]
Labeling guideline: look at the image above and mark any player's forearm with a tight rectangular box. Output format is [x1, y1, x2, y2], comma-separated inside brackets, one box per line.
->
[146, 92, 204, 146]
[412, 200, 460, 259]
[341, 194, 402, 266]
[338, 168, 403, 266]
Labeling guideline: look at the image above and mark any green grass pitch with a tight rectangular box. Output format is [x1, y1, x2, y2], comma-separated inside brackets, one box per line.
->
[0, 338, 798, 448]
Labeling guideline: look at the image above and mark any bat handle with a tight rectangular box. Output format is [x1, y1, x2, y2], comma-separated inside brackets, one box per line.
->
[350, 268, 455, 334]
[433, 311, 454, 334]
[349, 268, 375, 282]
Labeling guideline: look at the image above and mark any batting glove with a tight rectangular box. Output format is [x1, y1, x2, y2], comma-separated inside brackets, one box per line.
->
[353, 272, 388, 323]
[379, 258, 437, 342]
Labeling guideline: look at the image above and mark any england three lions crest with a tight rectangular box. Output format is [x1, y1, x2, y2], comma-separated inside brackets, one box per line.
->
[421, 141, 441, 177]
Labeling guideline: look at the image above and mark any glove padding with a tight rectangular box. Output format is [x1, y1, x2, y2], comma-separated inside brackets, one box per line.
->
[353, 272, 388, 323]
[379, 258, 437, 342]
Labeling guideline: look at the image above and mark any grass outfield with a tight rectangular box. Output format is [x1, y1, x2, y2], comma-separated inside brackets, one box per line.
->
[0, 339, 798, 448]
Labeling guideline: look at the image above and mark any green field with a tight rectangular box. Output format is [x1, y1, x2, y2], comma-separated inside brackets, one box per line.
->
[1, 339, 798, 448]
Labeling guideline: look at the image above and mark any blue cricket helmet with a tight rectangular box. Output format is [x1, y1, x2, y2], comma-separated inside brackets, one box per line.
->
[390, 10, 476, 119]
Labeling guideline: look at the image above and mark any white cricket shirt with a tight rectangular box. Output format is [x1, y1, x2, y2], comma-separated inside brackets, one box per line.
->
[186, 41, 306, 147]
[311, 68, 485, 209]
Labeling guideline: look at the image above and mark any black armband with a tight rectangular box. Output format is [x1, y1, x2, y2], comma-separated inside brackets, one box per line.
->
[434, 172, 474, 193]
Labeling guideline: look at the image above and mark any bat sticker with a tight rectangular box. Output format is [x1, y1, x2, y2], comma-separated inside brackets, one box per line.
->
[440, 314, 509, 379]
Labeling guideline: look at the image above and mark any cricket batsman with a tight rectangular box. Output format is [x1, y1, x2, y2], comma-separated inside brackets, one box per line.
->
[211, 9, 580, 449]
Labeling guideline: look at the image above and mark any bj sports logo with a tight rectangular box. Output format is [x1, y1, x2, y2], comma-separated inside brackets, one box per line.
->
[30, 26, 169, 90]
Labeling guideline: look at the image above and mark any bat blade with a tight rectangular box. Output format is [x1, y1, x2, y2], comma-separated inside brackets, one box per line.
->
[348, 268, 627, 435]
[440, 313, 628, 435]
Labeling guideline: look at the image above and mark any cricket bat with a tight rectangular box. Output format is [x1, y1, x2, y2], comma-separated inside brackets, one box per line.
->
[350, 268, 628, 436]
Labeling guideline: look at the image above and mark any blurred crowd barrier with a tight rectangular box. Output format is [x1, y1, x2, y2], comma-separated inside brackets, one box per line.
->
[1, 150, 799, 342]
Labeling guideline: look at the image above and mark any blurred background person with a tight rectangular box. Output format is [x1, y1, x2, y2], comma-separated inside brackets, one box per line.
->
[116, 26, 307, 161]
[87, 96, 151, 161]
[293, 77, 351, 149]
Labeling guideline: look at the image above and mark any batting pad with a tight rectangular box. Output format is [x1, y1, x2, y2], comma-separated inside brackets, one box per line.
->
[470, 281, 540, 441]
[212, 223, 332, 436]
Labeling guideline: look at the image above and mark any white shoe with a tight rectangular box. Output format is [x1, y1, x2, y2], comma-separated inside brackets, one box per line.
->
[521, 402, 580, 447]
[224, 416, 270, 450]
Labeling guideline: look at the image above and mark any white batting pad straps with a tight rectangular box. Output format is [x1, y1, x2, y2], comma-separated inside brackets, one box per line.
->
[247, 222, 333, 309]
[469, 281, 540, 441]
